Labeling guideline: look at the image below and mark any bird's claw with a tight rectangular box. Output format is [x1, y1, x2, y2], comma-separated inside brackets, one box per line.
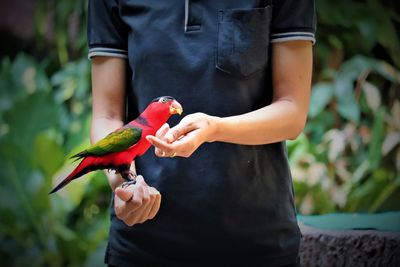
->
[120, 172, 137, 188]
[121, 180, 136, 188]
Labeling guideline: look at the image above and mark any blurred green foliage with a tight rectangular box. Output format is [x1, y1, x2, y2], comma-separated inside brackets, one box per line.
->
[289, 0, 400, 215]
[0, 54, 111, 266]
[0, 0, 399, 266]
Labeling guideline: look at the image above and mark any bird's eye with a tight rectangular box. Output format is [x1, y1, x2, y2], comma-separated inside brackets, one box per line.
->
[161, 98, 168, 103]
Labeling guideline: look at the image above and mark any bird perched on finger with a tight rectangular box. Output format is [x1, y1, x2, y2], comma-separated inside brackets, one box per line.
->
[49, 96, 183, 194]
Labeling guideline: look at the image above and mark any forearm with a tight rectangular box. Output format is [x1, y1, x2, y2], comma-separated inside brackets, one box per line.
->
[90, 57, 128, 191]
[147, 98, 308, 158]
[212, 98, 307, 145]
[147, 42, 312, 155]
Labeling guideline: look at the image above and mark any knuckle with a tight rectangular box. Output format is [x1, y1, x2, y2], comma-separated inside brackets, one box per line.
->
[132, 199, 143, 206]
[115, 206, 124, 218]
[137, 185, 144, 194]
[125, 219, 135, 226]
[173, 133, 180, 141]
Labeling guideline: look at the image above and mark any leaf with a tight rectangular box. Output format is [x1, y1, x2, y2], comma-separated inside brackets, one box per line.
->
[324, 129, 347, 161]
[331, 186, 347, 207]
[375, 11, 400, 68]
[52, 59, 90, 102]
[347, 161, 370, 190]
[3, 91, 61, 149]
[334, 55, 400, 122]
[31, 133, 65, 178]
[382, 132, 400, 156]
[309, 82, 334, 118]
[369, 176, 400, 213]
[355, 16, 379, 50]
[373, 61, 400, 84]
[362, 81, 381, 112]
[368, 108, 385, 169]
[10, 53, 50, 94]
[392, 100, 400, 129]
[334, 57, 367, 122]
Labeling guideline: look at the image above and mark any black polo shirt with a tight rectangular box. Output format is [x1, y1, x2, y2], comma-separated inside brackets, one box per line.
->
[88, 0, 316, 266]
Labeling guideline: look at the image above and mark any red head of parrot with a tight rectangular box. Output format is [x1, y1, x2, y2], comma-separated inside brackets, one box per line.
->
[138, 96, 183, 128]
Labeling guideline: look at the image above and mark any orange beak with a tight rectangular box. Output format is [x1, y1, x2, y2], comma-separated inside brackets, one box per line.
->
[169, 100, 183, 115]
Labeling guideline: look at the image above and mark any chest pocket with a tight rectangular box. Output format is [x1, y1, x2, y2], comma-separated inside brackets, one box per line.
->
[216, 6, 272, 78]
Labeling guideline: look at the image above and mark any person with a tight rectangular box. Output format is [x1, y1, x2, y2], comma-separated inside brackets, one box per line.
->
[88, 0, 315, 266]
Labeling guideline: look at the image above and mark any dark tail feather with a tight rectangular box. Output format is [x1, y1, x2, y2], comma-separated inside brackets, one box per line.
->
[69, 150, 87, 160]
[49, 158, 94, 194]
[49, 177, 73, 194]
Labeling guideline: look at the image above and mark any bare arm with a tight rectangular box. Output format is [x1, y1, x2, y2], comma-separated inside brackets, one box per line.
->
[147, 41, 313, 156]
[213, 40, 312, 144]
[90, 56, 127, 190]
[91, 56, 161, 226]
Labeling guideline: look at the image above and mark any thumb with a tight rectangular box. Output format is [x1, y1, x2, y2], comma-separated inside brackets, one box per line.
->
[115, 187, 133, 202]
[165, 122, 196, 143]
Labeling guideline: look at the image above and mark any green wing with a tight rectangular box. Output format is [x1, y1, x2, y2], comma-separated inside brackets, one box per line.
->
[72, 126, 142, 158]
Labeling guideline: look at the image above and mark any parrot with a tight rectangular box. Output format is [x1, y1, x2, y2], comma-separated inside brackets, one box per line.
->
[49, 96, 183, 194]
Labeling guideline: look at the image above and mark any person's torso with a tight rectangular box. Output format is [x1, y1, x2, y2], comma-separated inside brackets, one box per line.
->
[108, 1, 300, 265]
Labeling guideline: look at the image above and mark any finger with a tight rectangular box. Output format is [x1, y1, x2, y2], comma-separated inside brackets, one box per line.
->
[148, 187, 161, 220]
[146, 135, 175, 155]
[154, 148, 175, 158]
[156, 123, 170, 140]
[120, 185, 146, 224]
[115, 199, 142, 221]
[115, 186, 133, 202]
[165, 122, 197, 143]
[131, 184, 144, 205]
[141, 187, 157, 220]
[114, 186, 141, 220]
[154, 147, 164, 157]
[130, 186, 152, 224]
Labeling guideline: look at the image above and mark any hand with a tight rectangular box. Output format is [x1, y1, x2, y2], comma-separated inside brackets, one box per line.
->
[146, 112, 219, 158]
[114, 175, 161, 226]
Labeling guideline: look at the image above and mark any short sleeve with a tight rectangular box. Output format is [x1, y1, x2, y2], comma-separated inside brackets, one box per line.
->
[270, 0, 316, 44]
[87, 0, 128, 59]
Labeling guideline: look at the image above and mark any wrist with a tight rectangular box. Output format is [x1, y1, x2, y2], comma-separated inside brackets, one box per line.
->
[106, 171, 125, 191]
[206, 115, 223, 143]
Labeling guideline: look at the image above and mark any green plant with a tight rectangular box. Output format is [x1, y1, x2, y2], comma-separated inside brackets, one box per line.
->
[289, 56, 400, 214]
[287, 0, 400, 215]
[0, 54, 109, 266]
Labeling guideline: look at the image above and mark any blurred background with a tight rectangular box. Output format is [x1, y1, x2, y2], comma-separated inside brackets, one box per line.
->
[0, 0, 399, 266]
